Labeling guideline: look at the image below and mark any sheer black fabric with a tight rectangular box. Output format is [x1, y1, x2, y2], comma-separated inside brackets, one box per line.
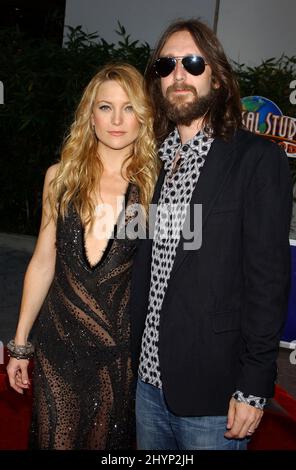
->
[30, 184, 139, 449]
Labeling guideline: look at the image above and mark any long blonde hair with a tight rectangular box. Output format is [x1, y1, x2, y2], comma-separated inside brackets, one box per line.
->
[48, 63, 159, 225]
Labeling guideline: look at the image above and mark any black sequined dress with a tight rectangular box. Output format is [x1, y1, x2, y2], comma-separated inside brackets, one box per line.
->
[30, 184, 139, 449]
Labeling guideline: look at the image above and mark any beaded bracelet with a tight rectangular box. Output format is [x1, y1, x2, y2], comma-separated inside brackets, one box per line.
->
[7, 339, 34, 360]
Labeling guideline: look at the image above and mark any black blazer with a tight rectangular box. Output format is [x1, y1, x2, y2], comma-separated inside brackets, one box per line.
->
[130, 129, 292, 416]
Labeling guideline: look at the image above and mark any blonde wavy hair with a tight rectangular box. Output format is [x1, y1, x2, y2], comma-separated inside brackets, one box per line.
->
[48, 63, 159, 226]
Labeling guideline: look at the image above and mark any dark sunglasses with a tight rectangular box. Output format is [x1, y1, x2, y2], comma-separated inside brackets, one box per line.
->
[154, 55, 208, 78]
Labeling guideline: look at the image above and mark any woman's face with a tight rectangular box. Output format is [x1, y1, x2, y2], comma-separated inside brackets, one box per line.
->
[91, 80, 141, 154]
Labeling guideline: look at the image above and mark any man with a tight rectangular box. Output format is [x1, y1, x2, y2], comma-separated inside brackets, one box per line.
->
[130, 19, 292, 450]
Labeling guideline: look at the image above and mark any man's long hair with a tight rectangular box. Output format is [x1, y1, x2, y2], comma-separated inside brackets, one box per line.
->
[145, 19, 242, 144]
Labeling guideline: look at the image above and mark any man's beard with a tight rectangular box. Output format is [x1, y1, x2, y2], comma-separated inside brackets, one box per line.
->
[160, 84, 217, 126]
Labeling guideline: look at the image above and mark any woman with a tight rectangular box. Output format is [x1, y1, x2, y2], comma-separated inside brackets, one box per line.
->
[6, 63, 158, 449]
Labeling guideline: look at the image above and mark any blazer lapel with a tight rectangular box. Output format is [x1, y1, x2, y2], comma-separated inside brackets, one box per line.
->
[169, 135, 238, 280]
[141, 167, 165, 262]
[152, 167, 165, 204]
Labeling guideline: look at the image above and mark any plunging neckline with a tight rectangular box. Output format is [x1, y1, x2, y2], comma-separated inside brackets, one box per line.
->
[81, 182, 132, 271]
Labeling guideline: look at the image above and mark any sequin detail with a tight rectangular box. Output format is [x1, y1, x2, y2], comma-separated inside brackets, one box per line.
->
[30, 184, 139, 449]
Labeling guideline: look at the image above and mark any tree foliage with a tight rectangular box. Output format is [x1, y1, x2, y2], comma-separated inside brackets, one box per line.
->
[0, 25, 295, 234]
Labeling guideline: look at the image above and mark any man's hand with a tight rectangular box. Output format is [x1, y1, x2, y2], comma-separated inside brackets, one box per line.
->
[224, 397, 263, 439]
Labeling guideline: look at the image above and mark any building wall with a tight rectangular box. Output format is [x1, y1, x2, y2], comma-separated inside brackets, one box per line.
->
[64, 0, 216, 48]
[64, 0, 296, 64]
[217, 0, 296, 64]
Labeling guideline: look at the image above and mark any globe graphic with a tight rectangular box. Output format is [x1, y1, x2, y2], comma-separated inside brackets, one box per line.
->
[241, 96, 283, 133]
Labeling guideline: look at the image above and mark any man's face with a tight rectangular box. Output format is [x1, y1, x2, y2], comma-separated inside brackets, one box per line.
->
[158, 30, 216, 125]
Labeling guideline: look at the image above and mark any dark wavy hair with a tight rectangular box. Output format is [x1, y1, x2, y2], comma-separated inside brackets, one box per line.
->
[145, 19, 242, 144]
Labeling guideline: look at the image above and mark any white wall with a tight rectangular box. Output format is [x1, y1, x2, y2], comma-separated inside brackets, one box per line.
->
[217, 0, 296, 64]
[64, 0, 216, 47]
[64, 0, 296, 64]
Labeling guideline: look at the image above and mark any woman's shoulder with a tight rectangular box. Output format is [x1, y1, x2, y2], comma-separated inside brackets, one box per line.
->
[45, 163, 60, 183]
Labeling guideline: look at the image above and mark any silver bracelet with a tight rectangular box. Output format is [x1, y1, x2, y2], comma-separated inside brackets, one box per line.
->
[7, 339, 34, 360]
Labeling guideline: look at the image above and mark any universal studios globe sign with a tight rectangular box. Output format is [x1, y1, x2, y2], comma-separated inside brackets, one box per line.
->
[242, 96, 296, 158]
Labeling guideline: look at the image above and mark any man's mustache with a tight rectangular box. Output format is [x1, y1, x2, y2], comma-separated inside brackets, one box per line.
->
[166, 84, 197, 96]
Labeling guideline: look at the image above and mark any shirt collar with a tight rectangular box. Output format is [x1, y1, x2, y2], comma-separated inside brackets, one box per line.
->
[158, 127, 209, 167]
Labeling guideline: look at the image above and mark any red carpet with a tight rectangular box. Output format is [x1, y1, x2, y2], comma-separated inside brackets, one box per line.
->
[0, 349, 33, 449]
[1, 349, 296, 450]
[247, 385, 296, 450]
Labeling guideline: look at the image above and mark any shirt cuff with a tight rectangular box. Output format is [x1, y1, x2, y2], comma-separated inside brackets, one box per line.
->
[232, 390, 266, 410]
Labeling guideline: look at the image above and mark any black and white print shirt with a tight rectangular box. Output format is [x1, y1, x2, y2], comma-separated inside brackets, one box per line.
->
[138, 128, 213, 388]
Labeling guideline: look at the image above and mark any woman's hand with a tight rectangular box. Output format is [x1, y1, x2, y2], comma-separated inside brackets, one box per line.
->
[6, 357, 30, 394]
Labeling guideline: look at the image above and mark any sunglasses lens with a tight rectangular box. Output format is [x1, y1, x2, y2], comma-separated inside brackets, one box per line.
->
[154, 56, 206, 77]
[182, 56, 206, 76]
[154, 58, 176, 77]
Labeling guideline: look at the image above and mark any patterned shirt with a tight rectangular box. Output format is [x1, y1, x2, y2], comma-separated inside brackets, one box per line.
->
[139, 128, 213, 388]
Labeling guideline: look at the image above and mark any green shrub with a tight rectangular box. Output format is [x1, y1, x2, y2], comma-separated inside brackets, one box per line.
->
[0, 25, 295, 234]
[0, 24, 150, 234]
